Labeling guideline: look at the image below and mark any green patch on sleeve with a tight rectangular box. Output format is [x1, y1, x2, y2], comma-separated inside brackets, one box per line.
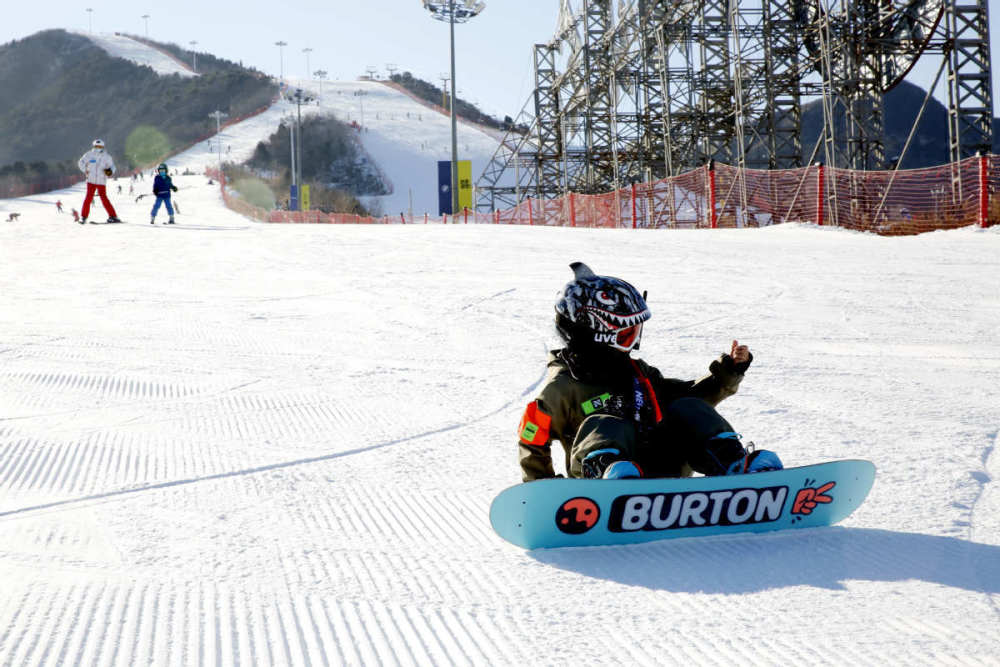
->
[520, 421, 539, 441]
[581, 392, 612, 416]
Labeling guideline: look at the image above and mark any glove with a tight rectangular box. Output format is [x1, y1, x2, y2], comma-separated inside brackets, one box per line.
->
[103, 168, 113, 177]
[709, 351, 753, 379]
[171, 186, 178, 192]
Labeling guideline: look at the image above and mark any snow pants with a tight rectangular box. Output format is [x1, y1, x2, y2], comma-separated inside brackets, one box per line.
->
[569, 397, 744, 478]
[81, 183, 117, 220]
[151, 194, 174, 219]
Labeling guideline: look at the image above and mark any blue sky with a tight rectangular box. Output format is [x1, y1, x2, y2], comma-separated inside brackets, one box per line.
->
[4, 1, 998, 126]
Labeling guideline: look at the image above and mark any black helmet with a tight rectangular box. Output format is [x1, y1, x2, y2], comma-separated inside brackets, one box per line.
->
[554, 262, 650, 353]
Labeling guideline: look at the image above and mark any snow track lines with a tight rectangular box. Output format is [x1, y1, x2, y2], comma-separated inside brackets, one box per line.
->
[3, 208, 1000, 664]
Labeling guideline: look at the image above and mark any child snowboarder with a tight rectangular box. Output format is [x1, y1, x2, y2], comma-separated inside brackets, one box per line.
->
[517, 262, 783, 482]
[77, 139, 121, 224]
[150, 163, 178, 224]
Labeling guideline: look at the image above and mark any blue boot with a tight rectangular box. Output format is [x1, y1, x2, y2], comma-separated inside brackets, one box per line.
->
[582, 448, 643, 479]
[726, 448, 784, 474]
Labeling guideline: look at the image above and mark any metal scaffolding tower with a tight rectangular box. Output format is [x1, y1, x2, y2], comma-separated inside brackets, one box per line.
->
[476, 0, 994, 212]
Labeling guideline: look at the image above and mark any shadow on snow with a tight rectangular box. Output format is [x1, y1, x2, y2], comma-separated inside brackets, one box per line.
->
[529, 526, 1000, 595]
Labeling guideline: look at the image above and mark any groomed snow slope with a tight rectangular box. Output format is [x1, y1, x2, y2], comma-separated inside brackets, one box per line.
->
[1, 166, 999, 663]
[287, 78, 502, 218]
[76, 31, 197, 78]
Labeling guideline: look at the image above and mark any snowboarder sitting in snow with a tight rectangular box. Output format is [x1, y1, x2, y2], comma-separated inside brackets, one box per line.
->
[78, 139, 122, 224]
[150, 163, 178, 224]
[517, 262, 783, 482]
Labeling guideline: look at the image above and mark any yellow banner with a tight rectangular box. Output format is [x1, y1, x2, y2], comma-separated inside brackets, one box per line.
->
[300, 184, 310, 211]
[457, 161, 472, 212]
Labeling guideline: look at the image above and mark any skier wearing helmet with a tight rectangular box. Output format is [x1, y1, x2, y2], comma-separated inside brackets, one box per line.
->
[150, 163, 178, 224]
[516, 262, 782, 482]
[77, 139, 121, 224]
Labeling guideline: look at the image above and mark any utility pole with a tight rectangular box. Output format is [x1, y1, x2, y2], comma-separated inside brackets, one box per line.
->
[189, 41, 198, 73]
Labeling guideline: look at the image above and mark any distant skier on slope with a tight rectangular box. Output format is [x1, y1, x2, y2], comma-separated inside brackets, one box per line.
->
[150, 162, 178, 224]
[517, 262, 783, 482]
[77, 139, 121, 224]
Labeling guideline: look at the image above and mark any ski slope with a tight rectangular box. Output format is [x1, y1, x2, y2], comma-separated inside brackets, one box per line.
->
[2, 35, 1000, 666]
[288, 78, 502, 217]
[2, 164, 999, 663]
[74, 31, 501, 217]
[76, 31, 197, 78]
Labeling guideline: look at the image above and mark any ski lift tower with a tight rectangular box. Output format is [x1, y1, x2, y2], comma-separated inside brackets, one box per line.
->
[423, 0, 486, 216]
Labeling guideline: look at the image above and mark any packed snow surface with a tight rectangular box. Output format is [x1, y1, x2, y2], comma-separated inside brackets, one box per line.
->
[77, 31, 197, 78]
[2, 82, 1000, 667]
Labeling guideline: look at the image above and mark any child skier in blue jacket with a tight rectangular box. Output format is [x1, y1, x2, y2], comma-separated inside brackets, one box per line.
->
[151, 163, 178, 224]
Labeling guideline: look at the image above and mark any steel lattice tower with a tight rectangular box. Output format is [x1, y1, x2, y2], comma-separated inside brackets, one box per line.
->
[475, 0, 994, 211]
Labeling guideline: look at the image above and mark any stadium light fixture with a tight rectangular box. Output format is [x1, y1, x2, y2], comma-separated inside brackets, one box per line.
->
[422, 0, 486, 217]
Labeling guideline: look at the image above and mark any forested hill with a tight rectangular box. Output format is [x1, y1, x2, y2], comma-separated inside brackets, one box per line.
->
[0, 29, 277, 176]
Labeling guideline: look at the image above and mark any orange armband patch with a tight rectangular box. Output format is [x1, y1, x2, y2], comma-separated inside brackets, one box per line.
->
[518, 401, 552, 446]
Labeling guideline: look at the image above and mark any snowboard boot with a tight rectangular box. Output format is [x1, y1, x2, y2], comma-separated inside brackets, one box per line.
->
[107, 217, 122, 223]
[582, 448, 642, 479]
[697, 432, 783, 476]
[167, 217, 175, 224]
[80, 218, 87, 225]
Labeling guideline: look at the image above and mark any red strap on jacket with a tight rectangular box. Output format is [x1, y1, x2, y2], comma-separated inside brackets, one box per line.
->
[630, 360, 663, 424]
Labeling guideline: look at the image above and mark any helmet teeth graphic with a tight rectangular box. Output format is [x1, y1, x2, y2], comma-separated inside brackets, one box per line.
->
[554, 262, 651, 353]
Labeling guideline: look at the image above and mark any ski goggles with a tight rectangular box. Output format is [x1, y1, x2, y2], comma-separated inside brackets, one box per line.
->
[615, 323, 642, 351]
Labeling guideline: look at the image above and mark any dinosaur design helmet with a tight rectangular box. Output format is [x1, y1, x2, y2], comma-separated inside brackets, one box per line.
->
[554, 262, 650, 353]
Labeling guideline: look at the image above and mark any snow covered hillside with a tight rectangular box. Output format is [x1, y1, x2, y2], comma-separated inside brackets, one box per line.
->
[76, 31, 196, 78]
[288, 78, 501, 217]
[2, 151, 999, 664]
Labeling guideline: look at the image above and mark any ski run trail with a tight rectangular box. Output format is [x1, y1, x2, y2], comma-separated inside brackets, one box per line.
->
[2, 32, 1000, 667]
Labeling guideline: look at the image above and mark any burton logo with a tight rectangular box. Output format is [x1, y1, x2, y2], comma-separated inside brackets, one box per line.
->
[608, 486, 788, 532]
[792, 481, 835, 515]
[556, 497, 600, 534]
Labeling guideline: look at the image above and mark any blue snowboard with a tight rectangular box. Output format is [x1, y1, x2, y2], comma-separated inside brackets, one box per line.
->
[490, 459, 875, 549]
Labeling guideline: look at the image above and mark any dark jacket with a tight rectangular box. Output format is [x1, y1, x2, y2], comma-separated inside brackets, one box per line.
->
[517, 347, 746, 481]
[153, 174, 175, 197]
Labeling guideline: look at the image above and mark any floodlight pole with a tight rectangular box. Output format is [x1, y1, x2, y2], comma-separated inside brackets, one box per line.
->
[448, 1, 459, 217]
[275, 41, 287, 83]
[315, 69, 328, 105]
[424, 0, 484, 216]
[141, 14, 150, 38]
[189, 41, 198, 73]
[86, 8, 93, 34]
[303, 47, 313, 81]
[208, 110, 228, 171]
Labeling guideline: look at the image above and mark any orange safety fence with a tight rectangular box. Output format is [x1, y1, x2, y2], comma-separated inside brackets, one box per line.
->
[209, 154, 998, 234]
[473, 155, 999, 235]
